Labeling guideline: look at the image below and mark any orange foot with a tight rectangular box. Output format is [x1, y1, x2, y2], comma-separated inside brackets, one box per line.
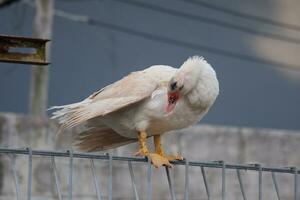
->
[148, 153, 184, 168]
[148, 153, 172, 168]
[164, 154, 184, 161]
[135, 152, 183, 168]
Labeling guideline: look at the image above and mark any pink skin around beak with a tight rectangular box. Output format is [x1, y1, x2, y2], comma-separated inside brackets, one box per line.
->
[165, 91, 180, 114]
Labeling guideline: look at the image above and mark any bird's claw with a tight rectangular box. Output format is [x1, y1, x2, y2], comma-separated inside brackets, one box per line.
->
[164, 154, 184, 161]
[134, 149, 183, 168]
[134, 148, 148, 157]
[147, 153, 172, 168]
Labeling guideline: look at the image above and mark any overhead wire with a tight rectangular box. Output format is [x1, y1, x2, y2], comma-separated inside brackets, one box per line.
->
[58, 0, 102, 2]
[114, 0, 300, 45]
[53, 8, 300, 71]
[22, 0, 300, 71]
[178, 0, 300, 32]
[0, 0, 21, 9]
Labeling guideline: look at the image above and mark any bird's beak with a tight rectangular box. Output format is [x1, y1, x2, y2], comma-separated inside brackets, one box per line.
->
[165, 91, 179, 115]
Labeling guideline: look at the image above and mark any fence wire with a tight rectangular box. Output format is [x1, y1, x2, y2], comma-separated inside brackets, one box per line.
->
[2, 147, 299, 200]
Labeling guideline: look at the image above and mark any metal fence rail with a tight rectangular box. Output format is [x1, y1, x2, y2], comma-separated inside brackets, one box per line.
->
[1, 147, 299, 200]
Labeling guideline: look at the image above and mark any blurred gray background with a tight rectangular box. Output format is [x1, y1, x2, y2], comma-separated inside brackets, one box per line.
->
[0, 1, 300, 199]
[1, 0, 300, 130]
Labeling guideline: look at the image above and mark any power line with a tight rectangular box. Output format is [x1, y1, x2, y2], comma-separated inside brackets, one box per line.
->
[21, 1, 300, 71]
[114, 0, 300, 45]
[0, 0, 20, 8]
[178, 0, 300, 32]
[52, 8, 300, 71]
[58, 0, 101, 2]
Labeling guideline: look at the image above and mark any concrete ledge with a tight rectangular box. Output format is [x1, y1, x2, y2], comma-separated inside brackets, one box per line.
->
[0, 113, 299, 199]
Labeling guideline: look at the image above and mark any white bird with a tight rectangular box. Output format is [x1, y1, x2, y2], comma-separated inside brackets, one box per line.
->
[50, 56, 219, 167]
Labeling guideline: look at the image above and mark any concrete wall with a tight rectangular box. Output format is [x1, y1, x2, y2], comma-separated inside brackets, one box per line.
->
[0, 113, 299, 200]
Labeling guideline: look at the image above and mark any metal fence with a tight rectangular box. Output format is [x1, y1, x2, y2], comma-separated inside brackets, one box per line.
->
[1, 147, 299, 200]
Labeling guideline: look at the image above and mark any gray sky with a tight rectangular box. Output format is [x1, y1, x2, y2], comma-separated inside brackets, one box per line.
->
[1, 0, 300, 130]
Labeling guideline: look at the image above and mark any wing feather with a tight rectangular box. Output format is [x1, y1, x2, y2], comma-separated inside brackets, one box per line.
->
[50, 71, 158, 130]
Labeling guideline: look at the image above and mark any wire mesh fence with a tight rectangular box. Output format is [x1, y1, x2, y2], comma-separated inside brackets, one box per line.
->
[1, 147, 299, 200]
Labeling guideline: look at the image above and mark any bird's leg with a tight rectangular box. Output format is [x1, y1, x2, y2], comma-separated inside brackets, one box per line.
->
[142, 135, 183, 168]
[134, 132, 182, 168]
[134, 131, 149, 156]
[153, 134, 164, 155]
[154, 135, 184, 161]
[141, 134, 171, 168]
[134, 132, 171, 168]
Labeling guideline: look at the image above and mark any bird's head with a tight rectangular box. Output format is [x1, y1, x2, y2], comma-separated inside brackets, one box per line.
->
[165, 74, 184, 114]
[165, 56, 218, 114]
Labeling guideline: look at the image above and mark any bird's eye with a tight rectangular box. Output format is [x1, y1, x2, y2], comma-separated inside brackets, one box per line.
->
[170, 82, 177, 91]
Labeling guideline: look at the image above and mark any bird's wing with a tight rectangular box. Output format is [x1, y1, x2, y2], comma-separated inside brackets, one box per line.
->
[50, 71, 159, 130]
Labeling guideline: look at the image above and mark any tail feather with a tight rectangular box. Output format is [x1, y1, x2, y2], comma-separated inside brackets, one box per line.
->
[50, 100, 137, 151]
[74, 126, 137, 152]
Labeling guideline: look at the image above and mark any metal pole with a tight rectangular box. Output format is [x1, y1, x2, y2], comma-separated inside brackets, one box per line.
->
[128, 161, 139, 200]
[68, 150, 73, 200]
[165, 167, 176, 200]
[184, 159, 189, 200]
[9, 154, 20, 200]
[236, 169, 247, 200]
[90, 159, 102, 200]
[29, 0, 53, 116]
[271, 172, 281, 200]
[146, 158, 152, 200]
[293, 167, 298, 200]
[108, 153, 113, 200]
[257, 164, 262, 200]
[221, 161, 226, 200]
[201, 166, 211, 200]
[27, 148, 32, 200]
[51, 156, 63, 200]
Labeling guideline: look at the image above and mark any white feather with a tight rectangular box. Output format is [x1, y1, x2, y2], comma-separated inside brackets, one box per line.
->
[50, 56, 219, 140]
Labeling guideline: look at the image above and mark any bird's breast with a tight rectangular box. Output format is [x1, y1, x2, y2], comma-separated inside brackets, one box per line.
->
[101, 91, 207, 139]
[143, 94, 206, 136]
